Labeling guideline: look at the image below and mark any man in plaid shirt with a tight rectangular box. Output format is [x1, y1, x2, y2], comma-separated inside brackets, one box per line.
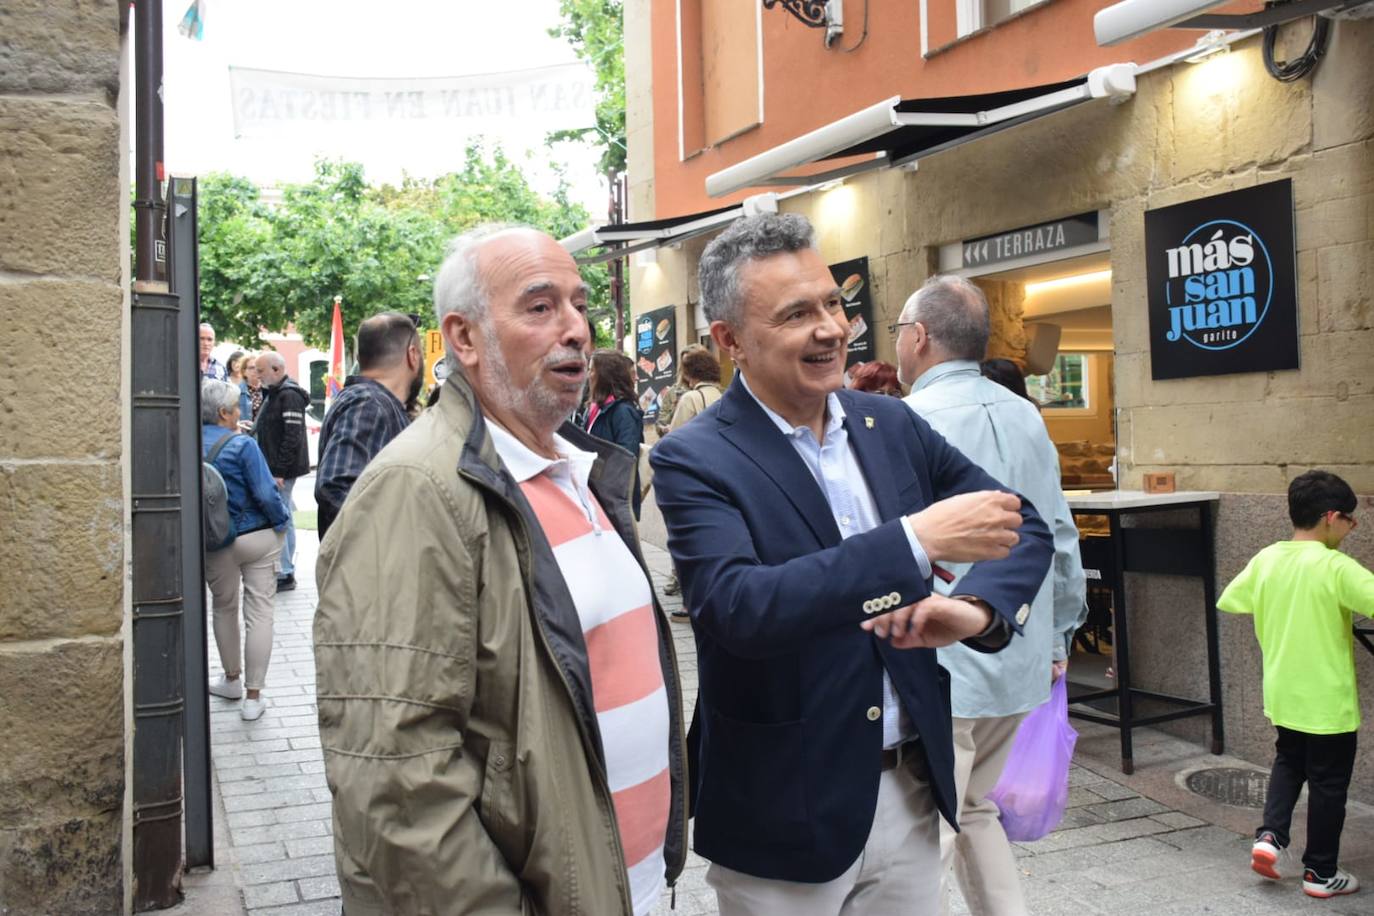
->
[315, 312, 424, 539]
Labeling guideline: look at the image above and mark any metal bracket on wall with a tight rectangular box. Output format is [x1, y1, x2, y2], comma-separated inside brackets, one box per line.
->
[762, 0, 828, 27]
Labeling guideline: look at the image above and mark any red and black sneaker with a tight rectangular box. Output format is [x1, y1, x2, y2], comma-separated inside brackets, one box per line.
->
[1303, 868, 1360, 898]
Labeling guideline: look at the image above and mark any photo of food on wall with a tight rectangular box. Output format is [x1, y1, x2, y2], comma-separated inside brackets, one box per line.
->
[840, 273, 864, 302]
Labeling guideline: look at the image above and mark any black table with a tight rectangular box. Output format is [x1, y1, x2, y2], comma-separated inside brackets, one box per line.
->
[1065, 490, 1224, 774]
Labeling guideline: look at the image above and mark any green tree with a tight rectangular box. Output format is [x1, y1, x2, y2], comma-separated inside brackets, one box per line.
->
[549, 0, 625, 177]
[194, 146, 607, 350]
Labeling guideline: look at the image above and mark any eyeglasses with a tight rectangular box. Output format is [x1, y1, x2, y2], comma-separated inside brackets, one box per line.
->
[887, 320, 917, 336]
[1335, 511, 1358, 528]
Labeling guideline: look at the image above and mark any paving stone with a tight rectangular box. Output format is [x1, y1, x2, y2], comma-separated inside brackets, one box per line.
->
[1155, 824, 1248, 852]
[217, 763, 310, 783]
[274, 803, 335, 824]
[230, 820, 332, 847]
[1081, 796, 1170, 822]
[224, 789, 328, 814]
[284, 836, 335, 859]
[251, 901, 343, 916]
[295, 874, 341, 900]
[239, 854, 337, 886]
[227, 809, 276, 830]
[1068, 766, 1110, 788]
[242, 881, 299, 909]
[233, 842, 287, 866]
[1150, 811, 1206, 830]
[255, 749, 329, 767]
[1026, 816, 1174, 854]
[1085, 780, 1140, 801]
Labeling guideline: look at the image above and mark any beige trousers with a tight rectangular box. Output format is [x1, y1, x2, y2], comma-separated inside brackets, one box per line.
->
[205, 528, 281, 690]
[939, 714, 1029, 916]
[706, 756, 941, 916]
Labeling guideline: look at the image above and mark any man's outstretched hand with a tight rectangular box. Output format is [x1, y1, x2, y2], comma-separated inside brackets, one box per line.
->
[906, 490, 1022, 563]
[861, 595, 994, 649]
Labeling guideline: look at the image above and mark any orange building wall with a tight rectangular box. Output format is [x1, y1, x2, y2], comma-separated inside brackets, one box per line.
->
[650, 0, 1263, 218]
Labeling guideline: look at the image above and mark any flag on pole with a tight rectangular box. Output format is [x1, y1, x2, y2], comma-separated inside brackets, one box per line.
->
[178, 0, 206, 40]
[327, 296, 346, 404]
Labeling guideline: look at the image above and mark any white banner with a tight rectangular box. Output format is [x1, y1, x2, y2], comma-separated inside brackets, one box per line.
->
[228, 63, 595, 137]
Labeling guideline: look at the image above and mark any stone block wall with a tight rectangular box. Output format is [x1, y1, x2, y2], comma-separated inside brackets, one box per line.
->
[0, 2, 128, 912]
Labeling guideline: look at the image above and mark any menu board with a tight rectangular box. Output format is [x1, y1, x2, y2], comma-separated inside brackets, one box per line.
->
[828, 256, 874, 368]
[634, 304, 677, 422]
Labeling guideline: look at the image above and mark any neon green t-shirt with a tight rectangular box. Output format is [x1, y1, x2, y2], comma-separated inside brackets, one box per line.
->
[1218, 540, 1374, 734]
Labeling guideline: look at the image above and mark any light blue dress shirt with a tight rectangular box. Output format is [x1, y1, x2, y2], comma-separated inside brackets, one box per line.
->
[905, 360, 1088, 719]
[737, 374, 929, 748]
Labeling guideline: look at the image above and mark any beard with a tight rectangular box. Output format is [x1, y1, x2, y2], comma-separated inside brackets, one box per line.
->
[479, 330, 586, 433]
[405, 365, 424, 413]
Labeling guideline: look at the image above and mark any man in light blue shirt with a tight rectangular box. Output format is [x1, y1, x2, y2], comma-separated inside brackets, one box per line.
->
[897, 275, 1087, 916]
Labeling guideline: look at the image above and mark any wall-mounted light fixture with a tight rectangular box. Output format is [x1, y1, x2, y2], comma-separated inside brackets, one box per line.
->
[1183, 29, 1230, 63]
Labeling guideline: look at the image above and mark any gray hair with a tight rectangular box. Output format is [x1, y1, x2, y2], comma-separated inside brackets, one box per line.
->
[698, 212, 817, 325]
[201, 379, 240, 424]
[898, 275, 990, 361]
[432, 222, 532, 328]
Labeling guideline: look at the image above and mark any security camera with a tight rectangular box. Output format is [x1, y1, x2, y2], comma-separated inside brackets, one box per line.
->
[1094, 0, 1229, 46]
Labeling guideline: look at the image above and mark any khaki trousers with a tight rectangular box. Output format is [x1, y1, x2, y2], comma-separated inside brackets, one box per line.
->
[939, 714, 1028, 916]
[205, 528, 282, 690]
[706, 756, 941, 916]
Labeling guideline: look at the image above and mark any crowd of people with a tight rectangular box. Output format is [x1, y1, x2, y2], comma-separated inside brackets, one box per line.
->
[193, 212, 1370, 914]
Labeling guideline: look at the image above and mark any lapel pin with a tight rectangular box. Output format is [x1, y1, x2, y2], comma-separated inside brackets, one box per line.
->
[864, 416, 875, 429]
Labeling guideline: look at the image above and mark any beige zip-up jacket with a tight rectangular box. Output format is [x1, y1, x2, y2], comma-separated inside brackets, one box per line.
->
[315, 375, 689, 915]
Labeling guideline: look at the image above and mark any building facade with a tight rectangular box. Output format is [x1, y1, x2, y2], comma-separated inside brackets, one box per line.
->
[623, 0, 1374, 793]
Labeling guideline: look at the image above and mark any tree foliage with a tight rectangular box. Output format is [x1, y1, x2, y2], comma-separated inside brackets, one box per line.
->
[195, 145, 610, 350]
[548, 0, 625, 178]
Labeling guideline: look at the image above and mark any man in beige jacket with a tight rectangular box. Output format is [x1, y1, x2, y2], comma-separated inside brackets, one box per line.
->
[315, 225, 689, 916]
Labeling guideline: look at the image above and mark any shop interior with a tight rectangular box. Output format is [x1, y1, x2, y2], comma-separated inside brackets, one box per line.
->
[972, 252, 1120, 689]
[971, 250, 1117, 490]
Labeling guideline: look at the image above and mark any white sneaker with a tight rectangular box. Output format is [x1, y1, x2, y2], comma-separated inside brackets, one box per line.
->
[1304, 867, 1360, 898]
[241, 697, 267, 721]
[209, 676, 243, 700]
[1251, 831, 1284, 880]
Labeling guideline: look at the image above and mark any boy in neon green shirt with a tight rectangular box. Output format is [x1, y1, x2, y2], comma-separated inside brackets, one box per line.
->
[1219, 470, 1373, 899]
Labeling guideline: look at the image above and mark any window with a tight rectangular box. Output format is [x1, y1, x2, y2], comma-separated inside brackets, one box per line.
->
[1027, 353, 1090, 411]
[957, 0, 1047, 39]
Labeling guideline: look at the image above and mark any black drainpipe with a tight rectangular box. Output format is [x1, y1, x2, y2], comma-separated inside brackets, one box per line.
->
[130, 0, 186, 908]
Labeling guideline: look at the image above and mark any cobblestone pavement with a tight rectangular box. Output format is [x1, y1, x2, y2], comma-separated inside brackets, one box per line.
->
[184, 513, 1373, 916]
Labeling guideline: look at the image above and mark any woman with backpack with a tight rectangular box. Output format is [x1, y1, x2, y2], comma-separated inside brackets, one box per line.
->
[201, 379, 290, 721]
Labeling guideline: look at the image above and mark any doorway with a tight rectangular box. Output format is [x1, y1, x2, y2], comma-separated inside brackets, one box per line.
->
[971, 251, 1116, 488]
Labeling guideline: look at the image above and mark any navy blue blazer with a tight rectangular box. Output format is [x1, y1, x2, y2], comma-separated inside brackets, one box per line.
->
[650, 381, 1053, 883]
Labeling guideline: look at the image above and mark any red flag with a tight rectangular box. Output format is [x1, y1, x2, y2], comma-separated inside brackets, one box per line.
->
[327, 296, 345, 403]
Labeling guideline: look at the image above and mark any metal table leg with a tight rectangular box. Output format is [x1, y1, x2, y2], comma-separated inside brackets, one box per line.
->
[1200, 502, 1225, 755]
[1108, 509, 1135, 774]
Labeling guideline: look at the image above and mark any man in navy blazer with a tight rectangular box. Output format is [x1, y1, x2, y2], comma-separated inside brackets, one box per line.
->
[651, 213, 1053, 915]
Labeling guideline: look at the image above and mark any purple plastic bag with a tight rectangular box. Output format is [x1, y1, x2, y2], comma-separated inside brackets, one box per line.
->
[986, 674, 1078, 842]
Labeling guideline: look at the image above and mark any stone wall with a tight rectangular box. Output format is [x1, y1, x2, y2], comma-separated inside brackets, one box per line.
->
[0, 2, 128, 912]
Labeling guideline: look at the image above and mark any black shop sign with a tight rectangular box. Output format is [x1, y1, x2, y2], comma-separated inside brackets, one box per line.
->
[635, 304, 678, 421]
[828, 256, 874, 368]
[1144, 180, 1298, 380]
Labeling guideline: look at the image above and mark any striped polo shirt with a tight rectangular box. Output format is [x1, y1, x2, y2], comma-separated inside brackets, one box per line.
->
[487, 420, 670, 916]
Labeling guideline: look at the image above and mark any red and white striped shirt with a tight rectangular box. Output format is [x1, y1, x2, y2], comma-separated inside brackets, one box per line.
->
[487, 421, 670, 916]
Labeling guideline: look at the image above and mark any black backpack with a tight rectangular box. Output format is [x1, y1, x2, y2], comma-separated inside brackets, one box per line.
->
[203, 434, 239, 551]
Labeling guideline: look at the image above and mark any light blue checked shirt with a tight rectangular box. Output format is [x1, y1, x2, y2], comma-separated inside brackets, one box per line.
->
[738, 374, 930, 748]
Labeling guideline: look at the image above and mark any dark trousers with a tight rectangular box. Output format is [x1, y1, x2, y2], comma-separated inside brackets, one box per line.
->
[1260, 725, 1358, 876]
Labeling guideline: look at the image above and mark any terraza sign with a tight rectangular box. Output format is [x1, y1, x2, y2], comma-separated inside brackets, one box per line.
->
[1145, 181, 1298, 380]
[962, 212, 1098, 269]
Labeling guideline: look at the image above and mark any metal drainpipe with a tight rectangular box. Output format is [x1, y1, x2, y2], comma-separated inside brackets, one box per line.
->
[131, 0, 186, 908]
